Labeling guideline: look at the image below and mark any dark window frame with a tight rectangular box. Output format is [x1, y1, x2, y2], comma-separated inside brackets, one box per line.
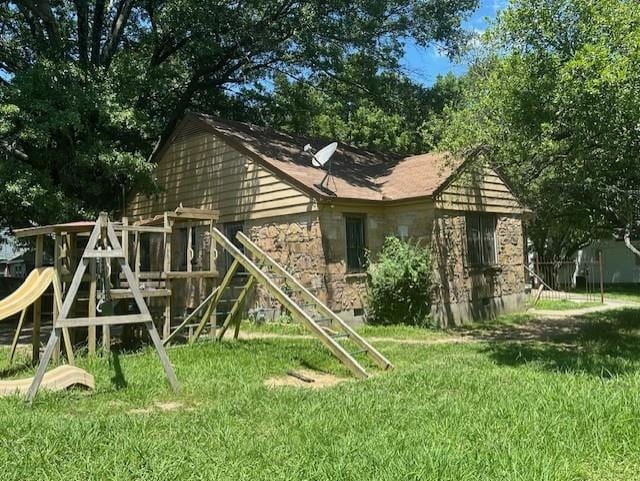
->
[345, 214, 367, 272]
[465, 213, 498, 267]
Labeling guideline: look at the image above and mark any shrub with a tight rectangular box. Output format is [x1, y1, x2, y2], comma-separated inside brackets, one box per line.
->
[366, 236, 434, 326]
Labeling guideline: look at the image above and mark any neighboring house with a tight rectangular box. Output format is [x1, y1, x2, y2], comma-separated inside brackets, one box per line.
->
[128, 113, 529, 325]
[0, 231, 27, 277]
[5, 254, 27, 278]
[575, 239, 640, 284]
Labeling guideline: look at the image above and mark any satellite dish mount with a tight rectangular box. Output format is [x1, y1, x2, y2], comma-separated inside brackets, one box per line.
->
[304, 142, 338, 195]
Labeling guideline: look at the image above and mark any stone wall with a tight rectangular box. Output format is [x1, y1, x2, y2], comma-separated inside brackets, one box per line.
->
[430, 213, 525, 326]
[246, 212, 326, 314]
[317, 203, 435, 315]
[237, 207, 525, 326]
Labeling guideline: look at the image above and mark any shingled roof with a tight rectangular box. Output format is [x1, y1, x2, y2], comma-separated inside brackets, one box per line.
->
[172, 112, 464, 202]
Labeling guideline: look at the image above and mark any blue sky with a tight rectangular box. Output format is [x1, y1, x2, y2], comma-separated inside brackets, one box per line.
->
[401, 0, 508, 86]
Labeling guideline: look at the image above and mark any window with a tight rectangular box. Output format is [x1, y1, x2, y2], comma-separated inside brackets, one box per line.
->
[345, 215, 366, 271]
[466, 214, 497, 266]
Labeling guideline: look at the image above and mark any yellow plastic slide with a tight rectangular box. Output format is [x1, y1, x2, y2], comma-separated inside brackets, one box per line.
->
[0, 267, 55, 321]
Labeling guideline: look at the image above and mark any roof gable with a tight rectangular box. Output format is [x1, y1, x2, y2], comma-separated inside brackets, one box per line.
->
[176, 113, 464, 202]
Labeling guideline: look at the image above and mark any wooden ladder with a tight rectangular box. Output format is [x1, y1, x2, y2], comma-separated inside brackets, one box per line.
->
[168, 228, 393, 379]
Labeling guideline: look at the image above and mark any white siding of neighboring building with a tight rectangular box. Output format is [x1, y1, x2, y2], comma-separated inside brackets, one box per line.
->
[578, 240, 640, 284]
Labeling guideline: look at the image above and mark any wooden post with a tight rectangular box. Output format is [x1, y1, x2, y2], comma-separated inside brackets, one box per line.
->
[88, 259, 97, 355]
[9, 308, 28, 363]
[52, 233, 61, 364]
[163, 214, 172, 339]
[599, 250, 605, 304]
[208, 221, 216, 334]
[32, 234, 43, 364]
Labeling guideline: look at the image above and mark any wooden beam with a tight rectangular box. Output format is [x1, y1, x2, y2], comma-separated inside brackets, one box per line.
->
[26, 327, 61, 404]
[32, 235, 43, 364]
[217, 276, 255, 341]
[114, 225, 171, 233]
[57, 314, 151, 328]
[9, 308, 27, 364]
[236, 232, 393, 371]
[52, 272, 75, 365]
[165, 271, 218, 279]
[212, 229, 369, 379]
[163, 214, 172, 339]
[82, 249, 125, 258]
[191, 259, 240, 343]
[88, 259, 97, 356]
[110, 288, 171, 299]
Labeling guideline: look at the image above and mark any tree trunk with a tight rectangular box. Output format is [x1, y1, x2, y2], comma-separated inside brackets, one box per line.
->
[624, 225, 640, 258]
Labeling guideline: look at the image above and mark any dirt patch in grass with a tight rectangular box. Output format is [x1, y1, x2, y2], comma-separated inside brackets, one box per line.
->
[128, 401, 190, 415]
[264, 369, 347, 390]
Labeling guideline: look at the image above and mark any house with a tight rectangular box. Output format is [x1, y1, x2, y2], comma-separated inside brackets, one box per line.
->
[0, 231, 27, 277]
[574, 238, 640, 284]
[127, 113, 529, 325]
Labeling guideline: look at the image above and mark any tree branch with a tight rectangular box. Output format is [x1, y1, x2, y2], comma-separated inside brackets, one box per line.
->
[90, 0, 106, 65]
[101, 0, 135, 67]
[17, 0, 60, 47]
[73, 0, 89, 67]
[624, 225, 640, 258]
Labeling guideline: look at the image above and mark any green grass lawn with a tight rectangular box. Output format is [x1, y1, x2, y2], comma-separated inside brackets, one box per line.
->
[528, 298, 599, 311]
[602, 284, 640, 304]
[2, 309, 640, 480]
[242, 319, 453, 341]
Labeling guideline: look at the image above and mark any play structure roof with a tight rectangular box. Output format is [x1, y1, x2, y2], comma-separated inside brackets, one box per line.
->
[14, 221, 96, 238]
[160, 113, 465, 202]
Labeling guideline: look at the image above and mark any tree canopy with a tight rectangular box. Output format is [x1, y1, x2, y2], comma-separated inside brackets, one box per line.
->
[0, 0, 477, 230]
[431, 0, 640, 259]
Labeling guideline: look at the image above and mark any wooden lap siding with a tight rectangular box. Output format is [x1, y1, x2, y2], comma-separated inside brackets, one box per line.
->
[128, 122, 315, 222]
[435, 167, 523, 214]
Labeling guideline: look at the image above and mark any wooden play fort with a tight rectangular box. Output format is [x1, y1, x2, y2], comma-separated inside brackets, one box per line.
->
[4, 207, 391, 400]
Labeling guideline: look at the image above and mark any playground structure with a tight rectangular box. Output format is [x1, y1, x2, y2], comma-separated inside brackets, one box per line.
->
[12, 206, 219, 361]
[2, 207, 392, 400]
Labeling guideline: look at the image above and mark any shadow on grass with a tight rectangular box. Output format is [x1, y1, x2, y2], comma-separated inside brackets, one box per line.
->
[109, 351, 128, 390]
[481, 308, 640, 377]
[0, 362, 32, 378]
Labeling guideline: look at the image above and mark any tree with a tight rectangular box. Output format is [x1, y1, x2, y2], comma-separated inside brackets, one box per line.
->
[252, 59, 464, 154]
[0, 0, 478, 230]
[430, 0, 640, 260]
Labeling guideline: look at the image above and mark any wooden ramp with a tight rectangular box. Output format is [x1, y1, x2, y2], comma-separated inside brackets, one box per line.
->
[166, 228, 393, 379]
[0, 365, 95, 397]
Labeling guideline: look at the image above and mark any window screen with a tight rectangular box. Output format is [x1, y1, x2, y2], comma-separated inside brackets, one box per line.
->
[465, 214, 497, 266]
[345, 215, 366, 271]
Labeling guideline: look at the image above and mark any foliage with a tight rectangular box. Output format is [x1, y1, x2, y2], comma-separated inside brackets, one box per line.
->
[430, 0, 640, 259]
[0, 0, 478, 229]
[255, 67, 464, 154]
[366, 236, 433, 325]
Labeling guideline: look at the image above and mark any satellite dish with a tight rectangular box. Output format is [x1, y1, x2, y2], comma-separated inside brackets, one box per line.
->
[311, 142, 338, 167]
